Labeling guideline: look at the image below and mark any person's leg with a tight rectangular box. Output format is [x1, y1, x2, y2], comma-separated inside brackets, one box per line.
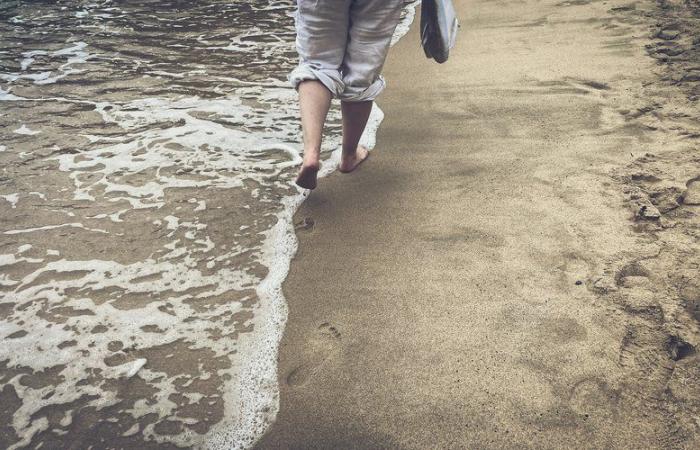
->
[338, 100, 372, 173]
[337, 0, 404, 174]
[295, 80, 332, 189]
[289, 0, 352, 189]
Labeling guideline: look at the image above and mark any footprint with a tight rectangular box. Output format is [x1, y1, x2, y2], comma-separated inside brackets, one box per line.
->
[579, 79, 610, 91]
[319, 322, 341, 339]
[630, 172, 662, 183]
[294, 216, 315, 232]
[286, 361, 320, 387]
[647, 187, 683, 213]
[680, 176, 700, 205]
[614, 261, 651, 287]
[568, 377, 618, 418]
[286, 322, 341, 387]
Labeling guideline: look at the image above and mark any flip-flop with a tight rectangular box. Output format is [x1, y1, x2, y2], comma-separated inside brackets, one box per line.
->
[338, 148, 370, 174]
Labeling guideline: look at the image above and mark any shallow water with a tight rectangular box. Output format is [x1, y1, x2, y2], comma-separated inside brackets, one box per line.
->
[0, 1, 415, 448]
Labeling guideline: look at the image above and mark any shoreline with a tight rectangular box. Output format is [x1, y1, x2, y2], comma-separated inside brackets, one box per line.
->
[237, 3, 421, 447]
[257, 0, 699, 448]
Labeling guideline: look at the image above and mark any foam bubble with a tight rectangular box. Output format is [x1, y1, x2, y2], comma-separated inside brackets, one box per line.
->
[13, 125, 40, 135]
[1, 193, 19, 208]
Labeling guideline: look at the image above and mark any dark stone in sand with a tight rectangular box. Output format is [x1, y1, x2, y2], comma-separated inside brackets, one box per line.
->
[667, 336, 695, 361]
[636, 204, 661, 220]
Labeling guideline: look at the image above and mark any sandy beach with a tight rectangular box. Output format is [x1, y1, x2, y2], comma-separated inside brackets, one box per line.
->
[1, 0, 698, 447]
[257, 0, 700, 448]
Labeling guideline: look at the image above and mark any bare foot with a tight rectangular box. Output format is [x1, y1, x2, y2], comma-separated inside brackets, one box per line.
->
[338, 145, 370, 173]
[295, 163, 319, 189]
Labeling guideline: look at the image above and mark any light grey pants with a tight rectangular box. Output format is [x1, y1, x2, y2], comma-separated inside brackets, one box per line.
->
[289, 0, 405, 102]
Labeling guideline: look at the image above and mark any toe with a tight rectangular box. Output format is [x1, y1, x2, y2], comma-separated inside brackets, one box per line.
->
[358, 146, 369, 161]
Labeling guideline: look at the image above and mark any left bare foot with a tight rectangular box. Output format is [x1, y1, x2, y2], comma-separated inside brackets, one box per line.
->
[295, 163, 319, 189]
[338, 145, 370, 173]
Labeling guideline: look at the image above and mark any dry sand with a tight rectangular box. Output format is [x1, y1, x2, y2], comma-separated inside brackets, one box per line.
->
[257, 0, 700, 448]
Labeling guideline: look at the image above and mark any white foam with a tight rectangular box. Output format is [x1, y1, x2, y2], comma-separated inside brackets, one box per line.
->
[115, 358, 148, 379]
[3, 248, 261, 448]
[3, 222, 108, 235]
[13, 125, 40, 135]
[0, 86, 26, 101]
[51, 91, 308, 209]
[393, 1, 421, 46]
[0, 253, 44, 267]
[204, 191, 305, 450]
[1, 41, 91, 86]
[1, 193, 19, 208]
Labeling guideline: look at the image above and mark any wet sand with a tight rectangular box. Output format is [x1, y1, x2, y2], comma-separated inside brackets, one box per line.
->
[258, 0, 700, 448]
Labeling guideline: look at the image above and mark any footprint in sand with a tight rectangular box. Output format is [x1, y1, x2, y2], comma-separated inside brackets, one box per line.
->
[614, 261, 651, 287]
[576, 78, 611, 91]
[568, 377, 618, 419]
[681, 176, 700, 205]
[294, 216, 315, 232]
[286, 322, 341, 387]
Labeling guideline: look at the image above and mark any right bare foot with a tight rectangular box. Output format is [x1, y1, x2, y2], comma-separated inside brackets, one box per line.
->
[295, 163, 319, 189]
[338, 145, 370, 173]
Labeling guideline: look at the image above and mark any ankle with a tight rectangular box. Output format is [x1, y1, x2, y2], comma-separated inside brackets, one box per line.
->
[301, 158, 319, 170]
[341, 148, 357, 159]
[302, 147, 320, 164]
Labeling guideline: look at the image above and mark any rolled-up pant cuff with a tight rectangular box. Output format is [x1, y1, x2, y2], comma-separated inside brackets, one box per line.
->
[288, 66, 386, 103]
[288, 64, 345, 98]
[338, 75, 386, 102]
